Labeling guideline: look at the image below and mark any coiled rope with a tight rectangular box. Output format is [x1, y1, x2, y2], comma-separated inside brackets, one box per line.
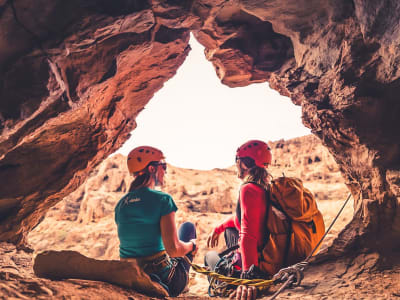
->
[191, 193, 353, 299]
[190, 263, 275, 289]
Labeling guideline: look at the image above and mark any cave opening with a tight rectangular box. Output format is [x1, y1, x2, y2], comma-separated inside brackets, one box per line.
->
[26, 34, 354, 294]
[117, 34, 310, 170]
[1, 1, 400, 297]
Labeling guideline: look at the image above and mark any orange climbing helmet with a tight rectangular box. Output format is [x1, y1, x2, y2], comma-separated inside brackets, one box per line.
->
[236, 140, 272, 168]
[127, 146, 165, 174]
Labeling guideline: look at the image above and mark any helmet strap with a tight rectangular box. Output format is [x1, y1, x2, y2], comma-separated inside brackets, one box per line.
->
[152, 172, 161, 186]
[147, 165, 161, 187]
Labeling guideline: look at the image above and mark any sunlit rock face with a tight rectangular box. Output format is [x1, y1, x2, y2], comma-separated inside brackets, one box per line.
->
[0, 0, 193, 245]
[196, 0, 400, 252]
[0, 0, 399, 252]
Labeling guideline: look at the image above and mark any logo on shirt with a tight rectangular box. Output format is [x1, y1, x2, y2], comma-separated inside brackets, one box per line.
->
[124, 197, 141, 205]
[129, 197, 141, 203]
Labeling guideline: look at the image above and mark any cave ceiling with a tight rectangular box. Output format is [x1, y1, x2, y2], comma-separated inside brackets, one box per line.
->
[0, 0, 399, 251]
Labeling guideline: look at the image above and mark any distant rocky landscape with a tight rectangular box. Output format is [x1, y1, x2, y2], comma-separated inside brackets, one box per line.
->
[28, 134, 354, 296]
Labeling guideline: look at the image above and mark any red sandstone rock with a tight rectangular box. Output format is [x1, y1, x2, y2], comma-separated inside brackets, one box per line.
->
[0, 2, 191, 245]
[0, 0, 399, 268]
[33, 250, 168, 297]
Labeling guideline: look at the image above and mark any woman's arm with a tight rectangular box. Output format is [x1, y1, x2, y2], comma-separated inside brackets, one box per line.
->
[207, 215, 238, 248]
[161, 211, 194, 257]
[240, 184, 266, 271]
[214, 215, 237, 234]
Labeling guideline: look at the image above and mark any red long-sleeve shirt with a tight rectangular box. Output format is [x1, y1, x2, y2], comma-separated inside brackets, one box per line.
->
[214, 183, 267, 270]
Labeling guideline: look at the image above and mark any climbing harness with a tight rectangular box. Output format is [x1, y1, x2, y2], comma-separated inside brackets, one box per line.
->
[191, 193, 352, 299]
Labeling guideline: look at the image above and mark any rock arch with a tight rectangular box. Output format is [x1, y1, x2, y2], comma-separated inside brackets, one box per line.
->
[0, 0, 399, 260]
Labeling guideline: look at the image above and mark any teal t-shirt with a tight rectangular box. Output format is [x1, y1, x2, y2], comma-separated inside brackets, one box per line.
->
[114, 187, 178, 258]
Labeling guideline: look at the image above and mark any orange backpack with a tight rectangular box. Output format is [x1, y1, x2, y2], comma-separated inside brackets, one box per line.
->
[259, 177, 325, 276]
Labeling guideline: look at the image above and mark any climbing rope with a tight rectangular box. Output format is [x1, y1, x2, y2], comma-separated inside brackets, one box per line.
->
[191, 193, 353, 299]
[307, 193, 352, 261]
[190, 263, 275, 290]
[272, 261, 308, 286]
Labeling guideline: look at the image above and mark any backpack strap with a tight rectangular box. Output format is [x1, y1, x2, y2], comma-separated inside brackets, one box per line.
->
[307, 219, 317, 233]
[282, 218, 292, 267]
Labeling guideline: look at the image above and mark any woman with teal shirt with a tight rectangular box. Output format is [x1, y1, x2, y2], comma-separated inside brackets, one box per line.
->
[115, 146, 197, 296]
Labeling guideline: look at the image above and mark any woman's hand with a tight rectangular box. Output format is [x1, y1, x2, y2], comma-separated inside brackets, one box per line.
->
[207, 229, 220, 248]
[229, 285, 257, 300]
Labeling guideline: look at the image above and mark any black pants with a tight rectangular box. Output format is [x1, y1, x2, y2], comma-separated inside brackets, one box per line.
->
[204, 227, 239, 271]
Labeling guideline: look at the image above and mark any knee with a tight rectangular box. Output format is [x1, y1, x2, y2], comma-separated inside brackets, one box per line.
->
[204, 250, 220, 268]
[178, 222, 197, 242]
[179, 222, 196, 238]
[180, 221, 196, 232]
[225, 227, 239, 236]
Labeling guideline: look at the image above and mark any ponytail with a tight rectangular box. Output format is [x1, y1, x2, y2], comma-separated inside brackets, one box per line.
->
[128, 172, 152, 191]
[128, 161, 162, 191]
[244, 166, 271, 189]
[238, 157, 271, 188]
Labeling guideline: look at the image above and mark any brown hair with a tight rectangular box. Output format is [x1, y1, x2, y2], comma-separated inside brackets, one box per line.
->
[239, 157, 271, 188]
[128, 161, 162, 191]
[128, 172, 152, 191]
[244, 166, 271, 189]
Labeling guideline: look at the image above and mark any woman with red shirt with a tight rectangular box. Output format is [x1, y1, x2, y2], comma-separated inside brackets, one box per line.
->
[205, 140, 272, 299]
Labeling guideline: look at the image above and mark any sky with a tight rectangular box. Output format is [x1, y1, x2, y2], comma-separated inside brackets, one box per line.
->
[117, 34, 310, 170]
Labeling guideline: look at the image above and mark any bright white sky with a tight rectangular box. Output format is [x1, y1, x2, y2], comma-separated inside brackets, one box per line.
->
[117, 34, 310, 170]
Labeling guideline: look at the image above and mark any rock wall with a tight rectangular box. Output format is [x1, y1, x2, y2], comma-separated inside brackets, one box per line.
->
[0, 0, 399, 254]
[195, 0, 400, 252]
[0, 0, 192, 245]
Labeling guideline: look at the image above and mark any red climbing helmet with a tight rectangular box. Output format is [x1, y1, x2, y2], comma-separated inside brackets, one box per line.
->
[236, 140, 272, 168]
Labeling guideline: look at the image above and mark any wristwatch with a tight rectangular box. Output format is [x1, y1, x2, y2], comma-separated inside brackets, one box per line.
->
[190, 240, 196, 253]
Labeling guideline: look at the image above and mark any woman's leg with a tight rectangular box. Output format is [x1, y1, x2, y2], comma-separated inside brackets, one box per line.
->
[204, 227, 239, 271]
[204, 227, 241, 274]
[177, 221, 196, 263]
[224, 227, 243, 268]
[178, 221, 197, 241]
[224, 227, 239, 248]
[204, 250, 221, 271]
[166, 221, 196, 296]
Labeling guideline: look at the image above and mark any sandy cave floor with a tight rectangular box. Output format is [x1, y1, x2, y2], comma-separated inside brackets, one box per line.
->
[1, 199, 400, 299]
[1, 240, 399, 300]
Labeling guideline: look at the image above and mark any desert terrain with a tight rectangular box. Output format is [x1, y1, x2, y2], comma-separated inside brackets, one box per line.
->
[2, 135, 398, 299]
[25, 134, 363, 298]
